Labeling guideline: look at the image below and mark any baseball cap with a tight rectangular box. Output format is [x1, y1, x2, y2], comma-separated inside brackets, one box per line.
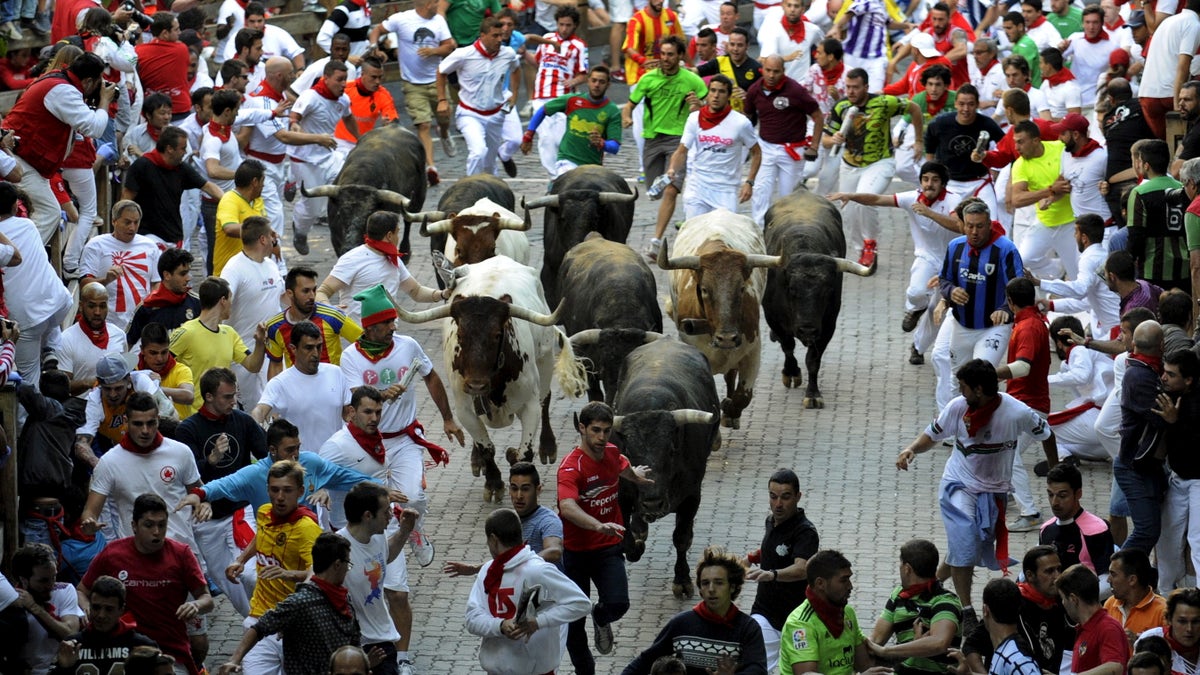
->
[1109, 49, 1131, 67]
[1128, 10, 1146, 27]
[910, 32, 941, 59]
[95, 353, 130, 385]
[1051, 112, 1089, 136]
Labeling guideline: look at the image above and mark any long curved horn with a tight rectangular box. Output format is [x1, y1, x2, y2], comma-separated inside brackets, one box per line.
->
[507, 299, 564, 326]
[611, 415, 625, 432]
[835, 258, 875, 276]
[496, 215, 530, 231]
[404, 210, 446, 224]
[521, 194, 559, 210]
[300, 183, 340, 198]
[376, 189, 411, 209]
[421, 218, 455, 235]
[597, 191, 637, 204]
[669, 409, 717, 426]
[657, 238, 701, 271]
[569, 329, 602, 346]
[641, 331, 665, 343]
[395, 303, 453, 324]
[746, 254, 785, 269]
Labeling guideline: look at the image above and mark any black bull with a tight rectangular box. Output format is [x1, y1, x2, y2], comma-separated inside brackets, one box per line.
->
[611, 339, 720, 599]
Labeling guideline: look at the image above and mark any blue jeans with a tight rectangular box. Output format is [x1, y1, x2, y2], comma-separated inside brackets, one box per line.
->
[0, 0, 15, 23]
[1108, 226, 1129, 253]
[563, 544, 630, 675]
[1113, 456, 1167, 552]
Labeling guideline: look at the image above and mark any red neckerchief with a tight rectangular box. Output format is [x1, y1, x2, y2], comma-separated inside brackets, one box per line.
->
[207, 120, 232, 142]
[253, 78, 286, 102]
[699, 104, 733, 130]
[1029, 15, 1047, 28]
[898, 579, 936, 599]
[693, 601, 741, 627]
[269, 505, 318, 527]
[1046, 68, 1076, 86]
[1106, 18, 1124, 30]
[142, 149, 176, 171]
[310, 576, 352, 618]
[963, 394, 1002, 437]
[1189, 193, 1200, 218]
[483, 544, 523, 595]
[1019, 581, 1059, 609]
[348, 421, 386, 463]
[918, 189, 948, 206]
[805, 586, 846, 637]
[1084, 30, 1110, 43]
[822, 62, 845, 84]
[1166, 626, 1200, 662]
[104, 615, 139, 636]
[782, 14, 805, 44]
[355, 78, 375, 97]
[969, 222, 1005, 257]
[312, 77, 339, 100]
[347, 0, 368, 7]
[197, 405, 228, 423]
[119, 432, 164, 455]
[78, 315, 109, 349]
[926, 91, 950, 117]
[147, 124, 162, 142]
[1129, 352, 1163, 374]
[365, 236, 399, 266]
[474, 40, 498, 60]
[142, 284, 188, 308]
[137, 352, 178, 378]
[1071, 138, 1102, 158]
[979, 58, 999, 75]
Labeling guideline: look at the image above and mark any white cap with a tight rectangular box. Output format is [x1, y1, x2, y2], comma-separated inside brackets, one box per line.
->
[910, 32, 941, 59]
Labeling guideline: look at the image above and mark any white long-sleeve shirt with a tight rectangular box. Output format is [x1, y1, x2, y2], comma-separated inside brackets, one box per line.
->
[45, 83, 110, 139]
[1048, 343, 1114, 407]
[1042, 243, 1121, 339]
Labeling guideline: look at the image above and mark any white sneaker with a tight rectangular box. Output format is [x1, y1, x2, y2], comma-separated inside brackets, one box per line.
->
[643, 238, 661, 263]
[397, 660, 416, 675]
[409, 530, 435, 567]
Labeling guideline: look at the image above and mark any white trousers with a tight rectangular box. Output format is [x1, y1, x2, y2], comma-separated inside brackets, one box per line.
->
[291, 152, 345, 235]
[194, 514, 256, 618]
[633, 100, 646, 173]
[259, 159, 287, 236]
[16, 156, 61, 244]
[1095, 388, 1122, 459]
[456, 107, 506, 176]
[1019, 220, 1079, 281]
[948, 177, 999, 225]
[683, 183, 738, 219]
[180, 188, 201, 253]
[532, 98, 565, 178]
[1011, 411, 1049, 517]
[241, 618, 283, 675]
[751, 614, 782, 674]
[931, 319, 1012, 412]
[498, 107, 523, 163]
[894, 122, 919, 185]
[843, 54, 887, 94]
[752, 142, 805, 224]
[1158, 471, 1200, 591]
[838, 158, 895, 256]
[14, 305, 67, 391]
[908, 256, 941, 355]
[813, 144, 842, 196]
[1051, 407, 1107, 461]
[994, 164, 1014, 234]
[61, 167, 98, 271]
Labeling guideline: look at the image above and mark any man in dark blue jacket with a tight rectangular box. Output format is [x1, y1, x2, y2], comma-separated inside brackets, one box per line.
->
[1117, 319, 1166, 552]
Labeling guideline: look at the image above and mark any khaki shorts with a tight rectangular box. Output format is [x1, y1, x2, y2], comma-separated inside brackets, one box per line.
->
[403, 80, 441, 126]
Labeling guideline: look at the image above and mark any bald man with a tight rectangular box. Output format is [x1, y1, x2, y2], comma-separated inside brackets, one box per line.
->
[329, 646, 371, 675]
[1115, 319, 1166, 552]
[56, 282, 128, 397]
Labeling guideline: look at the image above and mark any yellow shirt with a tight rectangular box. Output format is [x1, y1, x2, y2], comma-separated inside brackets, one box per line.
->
[213, 191, 265, 276]
[160, 361, 195, 420]
[249, 503, 322, 618]
[169, 318, 249, 414]
[1013, 140, 1074, 227]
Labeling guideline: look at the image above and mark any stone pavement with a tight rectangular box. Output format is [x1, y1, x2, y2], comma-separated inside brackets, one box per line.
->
[195, 77, 1116, 674]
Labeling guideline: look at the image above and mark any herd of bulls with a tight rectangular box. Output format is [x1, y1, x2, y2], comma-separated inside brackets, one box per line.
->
[314, 123, 878, 597]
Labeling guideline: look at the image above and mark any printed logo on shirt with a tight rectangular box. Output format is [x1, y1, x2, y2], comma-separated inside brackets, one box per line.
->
[362, 368, 401, 387]
[363, 561, 384, 604]
[792, 628, 808, 650]
[775, 543, 790, 556]
[160, 465, 177, 483]
[118, 569, 129, 581]
[773, 97, 790, 110]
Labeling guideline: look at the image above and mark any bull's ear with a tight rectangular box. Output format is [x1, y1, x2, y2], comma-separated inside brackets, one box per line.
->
[499, 293, 513, 304]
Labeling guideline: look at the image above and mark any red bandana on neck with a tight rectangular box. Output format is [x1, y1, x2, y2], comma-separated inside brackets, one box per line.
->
[147, 125, 162, 142]
[1129, 352, 1163, 374]
[1084, 30, 1110, 43]
[312, 77, 339, 100]
[1029, 15, 1047, 28]
[310, 576, 352, 618]
[898, 579, 936, 599]
[693, 600, 741, 627]
[1072, 138, 1102, 158]
[269, 505, 318, 527]
[365, 236, 399, 267]
[354, 78, 375, 98]
[805, 586, 846, 637]
[822, 62, 845, 84]
[253, 78, 286, 102]
[979, 58, 999, 75]
[119, 432, 164, 455]
[483, 544, 523, 595]
[926, 92, 950, 117]
[1166, 626, 1200, 662]
[197, 405, 227, 422]
[474, 40, 498, 60]
[918, 189, 948, 206]
[699, 104, 733, 130]
[78, 315, 109, 349]
[964, 395, 1002, 437]
[143, 149, 176, 171]
[969, 222, 1005, 257]
[137, 352, 178, 379]
[142, 284, 188, 308]
[782, 15, 805, 44]
[1105, 18, 1124, 30]
[208, 121, 232, 142]
[1046, 68, 1076, 86]
[1019, 581, 1058, 609]
[348, 421, 386, 463]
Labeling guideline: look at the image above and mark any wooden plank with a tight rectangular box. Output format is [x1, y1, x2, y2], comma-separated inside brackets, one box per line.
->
[0, 385, 18, 573]
[1168, 111, 1187, 162]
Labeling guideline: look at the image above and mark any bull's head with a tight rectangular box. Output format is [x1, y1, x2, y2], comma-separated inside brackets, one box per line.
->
[421, 211, 528, 265]
[610, 409, 716, 521]
[569, 329, 665, 395]
[522, 188, 637, 244]
[782, 253, 874, 347]
[658, 238, 782, 350]
[301, 183, 417, 255]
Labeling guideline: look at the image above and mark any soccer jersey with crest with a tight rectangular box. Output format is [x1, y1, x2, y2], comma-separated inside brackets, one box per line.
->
[779, 601, 864, 675]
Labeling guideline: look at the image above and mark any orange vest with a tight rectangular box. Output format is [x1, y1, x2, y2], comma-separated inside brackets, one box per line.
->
[335, 80, 399, 143]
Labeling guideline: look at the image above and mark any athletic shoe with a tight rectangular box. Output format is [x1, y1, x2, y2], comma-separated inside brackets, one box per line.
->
[0, 22, 22, 40]
[31, 11, 49, 35]
[901, 307, 926, 333]
[409, 530, 435, 567]
[442, 133, 458, 158]
[1007, 513, 1041, 532]
[592, 604, 614, 654]
[858, 239, 878, 269]
[519, 102, 532, 118]
[611, 69, 626, 84]
[397, 661, 416, 675]
[637, 172, 645, 184]
[502, 157, 518, 178]
[283, 181, 297, 202]
[908, 346, 924, 365]
[292, 234, 309, 256]
[643, 238, 661, 263]
[426, 166, 440, 187]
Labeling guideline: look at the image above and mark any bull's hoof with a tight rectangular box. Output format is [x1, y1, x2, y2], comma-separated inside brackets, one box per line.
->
[803, 395, 825, 409]
[625, 539, 646, 562]
[721, 413, 741, 429]
[672, 580, 695, 600]
[538, 446, 556, 464]
[782, 372, 802, 389]
[470, 454, 482, 477]
[505, 447, 520, 465]
[485, 483, 505, 503]
[712, 431, 722, 452]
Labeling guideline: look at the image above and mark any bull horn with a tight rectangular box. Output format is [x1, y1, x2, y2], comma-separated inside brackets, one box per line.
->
[657, 238, 701, 271]
[496, 215, 531, 231]
[507, 299, 564, 326]
[300, 183, 340, 199]
[597, 191, 637, 204]
[395, 302, 453, 324]
[521, 194, 559, 210]
[611, 415, 625, 431]
[404, 210, 446, 224]
[641, 331, 665, 343]
[569, 329, 603, 346]
[669, 409, 717, 426]
[746, 254, 785, 269]
[376, 189, 411, 209]
[421, 218, 454, 236]
[835, 258, 875, 276]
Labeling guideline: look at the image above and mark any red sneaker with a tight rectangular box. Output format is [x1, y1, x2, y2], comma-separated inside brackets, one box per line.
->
[611, 69, 626, 84]
[858, 239, 877, 269]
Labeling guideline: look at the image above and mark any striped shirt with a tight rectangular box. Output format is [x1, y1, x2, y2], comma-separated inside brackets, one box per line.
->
[623, 7, 684, 84]
[264, 303, 364, 366]
[881, 583, 962, 673]
[939, 232, 1024, 330]
[837, 0, 904, 59]
[990, 636, 1042, 675]
[1127, 179, 1190, 288]
[533, 33, 588, 100]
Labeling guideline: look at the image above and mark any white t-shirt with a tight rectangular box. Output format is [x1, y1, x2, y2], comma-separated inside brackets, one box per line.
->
[1028, 21, 1062, 51]
[259, 363, 352, 452]
[90, 437, 201, 545]
[1048, 343, 1114, 407]
[680, 108, 758, 189]
[1040, 78, 1082, 119]
[439, 44, 519, 112]
[23, 583, 86, 675]
[336, 527, 402, 643]
[0, 216, 72, 327]
[327, 244, 412, 323]
[757, 15, 825, 81]
[201, 127, 243, 194]
[1141, 10, 1200, 98]
[292, 56, 360, 97]
[892, 190, 959, 265]
[1062, 34, 1116, 107]
[213, 0, 246, 64]
[968, 60, 1007, 118]
[222, 23, 304, 63]
[221, 252, 284, 349]
[340, 335, 433, 433]
[383, 10, 452, 86]
[1061, 145, 1112, 221]
[320, 426, 394, 528]
[80, 233, 163, 330]
[928, 393, 1051, 493]
[57, 322, 128, 389]
[289, 89, 350, 163]
[1027, 85, 1050, 117]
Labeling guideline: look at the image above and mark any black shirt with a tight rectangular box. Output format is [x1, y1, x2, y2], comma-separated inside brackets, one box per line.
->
[696, 55, 763, 93]
[1038, 508, 1114, 576]
[749, 508, 819, 630]
[124, 156, 207, 244]
[176, 409, 268, 519]
[17, 384, 86, 493]
[126, 293, 202, 345]
[1179, 118, 1200, 163]
[962, 593, 1073, 673]
[924, 111, 1004, 181]
[1103, 99, 1154, 180]
[1166, 390, 1200, 479]
[49, 627, 158, 675]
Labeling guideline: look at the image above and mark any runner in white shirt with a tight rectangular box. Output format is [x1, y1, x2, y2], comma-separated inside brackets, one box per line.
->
[1039, 48, 1082, 121]
[1036, 214, 1122, 341]
[80, 201, 162, 331]
[437, 17, 520, 176]
[288, 61, 356, 256]
[1022, 0, 1063, 50]
[1055, 113, 1113, 226]
[669, 75, 760, 218]
[12, 547, 85, 675]
[178, 89, 212, 257]
[222, 3, 305, 68]
[1059, 7, 1115, 110]
[1045, 315, 1113, 463]
[221, 217, 285, 408]
[757, 0, 825, 81]
[290, 46, 360, 98]
[57, 283, 129, 398]
[968, 38, 1007, 119]
[252, 322, 353, 452]
[799, 37, 847, 194]
[526, 7, 589, 177]
[201, 89, 244, 195]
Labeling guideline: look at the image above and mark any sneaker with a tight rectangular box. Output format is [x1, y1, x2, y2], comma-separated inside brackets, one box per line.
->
[908, 346, 924, 365]
[426, 165, 440, 187]
[442, 134, 458, 158]
[673, 220, 685, 230]
[1007, 513, 1041, 532]
[592, 603, 614, 654]
[858, 239, 878, 268]
[960, 607, 979, 642]
[292, 234, 309, 256]
[0, 22, 22, 40]
[643, 238, 661, 263]
[501, 157, 518, 178]
[519, 101, 532, 118]
[283, 181, 297, 202]
[611, 69, 626, 84]
[409, 530, 435, 567]
[31, 10, 49, 35]
[397, 661, 416, 675]
[301, 1, 326, 11]
[637, 171, 645, 184]
[901, 307, 926, 333]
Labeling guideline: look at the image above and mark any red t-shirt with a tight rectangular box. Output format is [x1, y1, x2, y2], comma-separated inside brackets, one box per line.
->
[1072, 608, 1130, 673]
[82, 537, 206, 675]
[1006, 306, 1052, 413]
[557, 443, 630, 552]
[135, 40, 192, 114]
[882, 56, 951, 97]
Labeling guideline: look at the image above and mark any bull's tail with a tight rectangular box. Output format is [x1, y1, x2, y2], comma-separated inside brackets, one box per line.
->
[553, 327, 589, 398]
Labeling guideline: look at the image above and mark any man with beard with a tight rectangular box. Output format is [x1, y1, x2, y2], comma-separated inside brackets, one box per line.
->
[757, 0, 824, 81]
[1011, 120, 1077, 280]
[1173, 82, 1200, 178]
[1038, 463, 1114, 579]
[1103, 549, 1166, 639]
[57, 283, 128, 397]
[264, 267, 362, 378]
[778, 550, 879, 675]
[1034, 214, 1121, 343]
[866, 540, 961, 674]
[1056, 114, 1112, 228]
[51, 576, 157, 674]
[12, 544, 86, 674]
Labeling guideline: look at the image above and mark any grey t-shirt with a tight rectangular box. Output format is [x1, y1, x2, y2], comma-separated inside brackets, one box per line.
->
[522, 505, 564, 569]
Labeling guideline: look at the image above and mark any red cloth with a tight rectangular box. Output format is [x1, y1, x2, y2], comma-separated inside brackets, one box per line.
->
[197, 406, 227, 422]
[1166, 626, 1200, 662]
[1006, 306, 1052, 413]
[804, 586, 846, 637]
[693, 601, 741, 627]
[964, 395, 1002, 437]
[1029, 14, 1048, 29]
[207, 121, 232, 142]
[119, 432, 165, 455]
[141, 284, 188, 308]
[364, 236, 400, 267]
[253, 78, 286, 102]
[557, 444, 629, 551]
[1129, 352, 1163, 374]
[1045, 67, 1076, 87]
[1083, 30, 1110, 44]
[143, 149, 176, 170]
[897, 579, 936, 599]
[1071, 138, 1102, 158]
[982, 118, 1057, 169]
[483, 544, 523, 595]
[698, 104, 733, 130]
[135, 39, 192, 114]
[310, 576, 352, 618]
[77, 315, 109, 349]
[348, 421, 386, 464]
[137, 351, 178, 379]
[53, 0, 99, 41]
[473, 39, 497, 59]
[0, 58, 32, 91]
[269, 505, 318, 527]
[1048, 401, 1099, 426]
[883, 56, 951, 97]
[968, 222, 1006, 257]
[1019, 581, 1058, 609]
[312, 77, 339, 101]
[390, 420, 449, 466]
[2, 70, 89, 177]
[1187, 192, 1200, 220]
[781, 15, 805, 44]
[918, 189, 949, 207]
[1072, 609, 1130, 672]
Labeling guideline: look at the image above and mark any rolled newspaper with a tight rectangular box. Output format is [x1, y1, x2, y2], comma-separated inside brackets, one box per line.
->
[833, 105, 860, 154]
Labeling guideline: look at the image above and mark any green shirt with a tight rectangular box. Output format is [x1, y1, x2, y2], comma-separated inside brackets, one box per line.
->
[880, 583, 962, 674]
[1012, 35, 1043, 88]
[1047, 6, 1083, 39]
[541, 94, 622, 166]
[905, 90, 957, 125]
[826, 94, 907, 168]
[629, 68, 708, 139]
[1013, 140, 1074, 227]
[1187, 211, 1200, 253]
[445, 0, 500, 46]
[778, 601, 864, 675]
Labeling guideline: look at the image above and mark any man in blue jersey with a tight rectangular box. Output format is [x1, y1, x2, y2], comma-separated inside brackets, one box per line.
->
[930, 198, 1026, 414]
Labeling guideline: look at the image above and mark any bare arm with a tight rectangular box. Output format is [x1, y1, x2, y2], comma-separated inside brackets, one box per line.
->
[871, 618, 958, 659]
[206, 159, 236, 181]
[828, 192, 895, 207]
[559, 497, 624, 536]
[201, 182, 224, 201]
[538, 535, 563, 564]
